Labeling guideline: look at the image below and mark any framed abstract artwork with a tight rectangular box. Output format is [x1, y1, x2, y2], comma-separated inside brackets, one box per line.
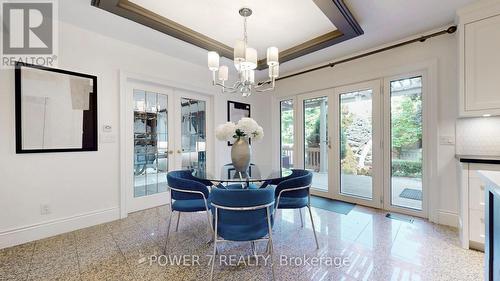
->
[15, 62, 98, 153]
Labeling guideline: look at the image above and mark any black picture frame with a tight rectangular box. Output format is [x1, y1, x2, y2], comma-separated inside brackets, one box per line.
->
[227, 100, 251, 146]
[15, 62, 98, 154]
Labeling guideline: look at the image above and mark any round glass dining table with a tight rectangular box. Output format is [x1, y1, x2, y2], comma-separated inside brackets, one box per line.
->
[192, 164, 292, 188]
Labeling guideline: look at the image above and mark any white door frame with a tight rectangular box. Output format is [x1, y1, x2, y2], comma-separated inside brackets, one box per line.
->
[331, 79, 383, 209]
[119, 71, 214, 218]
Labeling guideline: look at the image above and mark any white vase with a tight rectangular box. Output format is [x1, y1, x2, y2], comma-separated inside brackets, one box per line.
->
[231, 137, 251, 174]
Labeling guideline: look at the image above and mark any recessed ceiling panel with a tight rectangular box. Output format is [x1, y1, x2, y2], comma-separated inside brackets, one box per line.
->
[92, 0, 363, 68]
[129, 0, 335, 56]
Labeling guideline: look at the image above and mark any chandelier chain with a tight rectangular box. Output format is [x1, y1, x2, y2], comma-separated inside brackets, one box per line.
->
[243, 16, 248, 46]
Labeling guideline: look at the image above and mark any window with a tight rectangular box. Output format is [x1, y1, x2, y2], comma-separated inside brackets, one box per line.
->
[280, 100, 294, 169]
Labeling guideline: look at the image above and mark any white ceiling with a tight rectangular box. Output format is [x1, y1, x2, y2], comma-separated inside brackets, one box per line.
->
[129, 0, 335, 57]
[62, 0, 479, 76]
[278, 0, 477, 75]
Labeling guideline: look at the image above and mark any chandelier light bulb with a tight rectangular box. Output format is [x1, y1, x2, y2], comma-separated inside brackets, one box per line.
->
[241, 47, 257, 70]
[218, 65, 229, 81]
[266, 47, 279, 66]
[207, 51, 220, 71]
[234, 40, 246, 63]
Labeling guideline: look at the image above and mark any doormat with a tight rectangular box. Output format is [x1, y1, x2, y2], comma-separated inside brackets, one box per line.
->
[310, 196, 355, 215]
[386, 213, 414, 223]
[399, 188, 422, 201]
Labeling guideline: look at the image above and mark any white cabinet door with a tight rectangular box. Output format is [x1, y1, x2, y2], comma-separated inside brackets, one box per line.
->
[462, 14, 500, 116]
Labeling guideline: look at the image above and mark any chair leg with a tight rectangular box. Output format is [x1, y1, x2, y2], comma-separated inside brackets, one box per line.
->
[175, 212, 181, 232]
[210, 208, 219, 281]
[251, 241, 257, 257]
[205, 210, 214, 243]
[266, 207, 275, 281]
[307, 205, 319, 249]
[163, 210, 173, 254]
[299, 208, 304, 228]
[210, 240, 217, 281]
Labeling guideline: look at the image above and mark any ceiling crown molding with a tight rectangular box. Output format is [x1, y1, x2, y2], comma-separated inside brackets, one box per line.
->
[91, 0, 363, 70]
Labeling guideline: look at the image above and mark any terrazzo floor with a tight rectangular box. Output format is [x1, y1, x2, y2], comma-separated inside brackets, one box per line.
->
[0, 205, 484, 281]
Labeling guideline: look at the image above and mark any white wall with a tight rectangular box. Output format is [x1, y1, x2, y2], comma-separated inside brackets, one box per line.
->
[271, 31, 460, 226]
[0, 15, 272, 248]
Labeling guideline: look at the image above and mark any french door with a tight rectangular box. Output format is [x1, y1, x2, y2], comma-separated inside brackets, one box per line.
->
[296, 90, 333, 199]
[125, 82, 210, 213]
[283, 76, 425, 216]
[383, 74, 425, 216]
[331, 80, 383, 208]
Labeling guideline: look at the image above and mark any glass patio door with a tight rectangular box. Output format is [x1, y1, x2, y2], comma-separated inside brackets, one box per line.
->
[285, 76, 426, 215]
[384, 75, 424, 213]
[298, 90, 332, 197]
[331, 80, 382, 208]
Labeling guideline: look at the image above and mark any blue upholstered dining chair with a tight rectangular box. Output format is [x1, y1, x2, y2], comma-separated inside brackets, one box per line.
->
[209, 187, 276, 281]
[274, 169, 319, 249]
[163, 170, 213, 253]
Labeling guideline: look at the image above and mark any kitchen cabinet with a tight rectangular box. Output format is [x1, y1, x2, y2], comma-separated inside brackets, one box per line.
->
[458, 0, 500, 117]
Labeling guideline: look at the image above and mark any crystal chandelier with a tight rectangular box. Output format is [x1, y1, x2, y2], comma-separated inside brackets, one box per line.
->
[207, 8, 279, 97]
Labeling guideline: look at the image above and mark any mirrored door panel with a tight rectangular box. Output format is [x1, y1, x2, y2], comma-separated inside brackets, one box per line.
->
[180, 97, 206, 172]
[133, 90, 169, 198]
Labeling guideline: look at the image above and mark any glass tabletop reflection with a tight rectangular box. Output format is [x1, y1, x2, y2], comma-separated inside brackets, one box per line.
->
[192, 164, 292, 183]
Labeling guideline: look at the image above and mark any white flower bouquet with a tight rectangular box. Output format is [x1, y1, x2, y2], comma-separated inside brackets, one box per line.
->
[215, 117, 264, 142]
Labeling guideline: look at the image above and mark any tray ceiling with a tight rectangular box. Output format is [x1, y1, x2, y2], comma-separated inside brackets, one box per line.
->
[129, 0, 335, 56]
[91, 0, 363, 69]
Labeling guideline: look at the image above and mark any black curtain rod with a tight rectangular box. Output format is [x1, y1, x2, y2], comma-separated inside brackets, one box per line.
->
[274, 26, 457, 82]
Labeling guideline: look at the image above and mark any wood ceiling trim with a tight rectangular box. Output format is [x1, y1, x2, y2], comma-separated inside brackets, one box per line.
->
[91, 0, 363, 70]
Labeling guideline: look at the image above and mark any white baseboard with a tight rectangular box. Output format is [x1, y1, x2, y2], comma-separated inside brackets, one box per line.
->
[437, 209, 459, 227]
[0, 207, 120, 249]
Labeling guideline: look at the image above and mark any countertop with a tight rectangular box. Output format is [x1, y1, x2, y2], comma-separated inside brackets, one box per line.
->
[456, 154, 500, 164]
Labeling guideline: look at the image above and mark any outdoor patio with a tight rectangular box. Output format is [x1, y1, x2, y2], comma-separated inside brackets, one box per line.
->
[311, 172, 422, 210]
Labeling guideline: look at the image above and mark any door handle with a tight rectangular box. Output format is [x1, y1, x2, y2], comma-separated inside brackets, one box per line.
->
[168, 150, 173, 155]
[177, 150, 182, 154]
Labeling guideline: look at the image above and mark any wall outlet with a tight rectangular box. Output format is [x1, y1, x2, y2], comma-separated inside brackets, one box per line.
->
[40, 204, 51, 215]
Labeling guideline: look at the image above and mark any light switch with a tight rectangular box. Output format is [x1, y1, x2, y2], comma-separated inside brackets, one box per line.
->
[439, 136, 455, 145]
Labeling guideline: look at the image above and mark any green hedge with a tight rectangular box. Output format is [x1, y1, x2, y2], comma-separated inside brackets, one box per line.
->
[392, 159, 422, 178]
